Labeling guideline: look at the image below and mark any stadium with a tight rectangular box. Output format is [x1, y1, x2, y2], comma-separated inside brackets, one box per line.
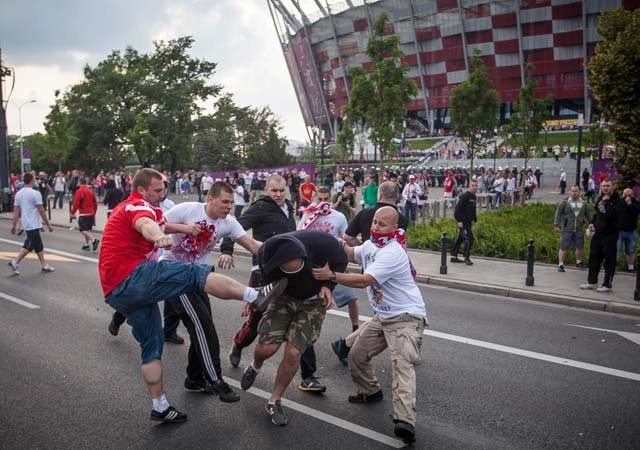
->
[268, 0, 639, 142]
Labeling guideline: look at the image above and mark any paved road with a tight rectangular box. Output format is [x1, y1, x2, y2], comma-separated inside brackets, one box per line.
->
[0, 222, 639, 450]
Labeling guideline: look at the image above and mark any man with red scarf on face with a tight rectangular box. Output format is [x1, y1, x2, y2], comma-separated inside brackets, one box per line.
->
[312, 206, 428, 445]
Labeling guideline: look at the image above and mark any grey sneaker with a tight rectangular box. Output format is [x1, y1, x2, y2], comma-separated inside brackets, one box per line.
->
[595, 286, 611, 293]
[8, 260, 19, 275]
[265, 400, 288, 426]
[579, 283, 597, 290]
[41, 265, 55, 273]
[241, 364, 259, 390]
[252, 278, 288, 312]
[229, 343, 241, 367]
[298, 376, 326, 393]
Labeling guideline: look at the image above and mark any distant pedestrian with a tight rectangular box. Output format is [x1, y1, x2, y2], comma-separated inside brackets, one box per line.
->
[450, 179, 478, 265]
[401, 174, 422, 222]
[617, 188, 640, 272]
[53, 172, 66, 209]
[558, 169, 567, 195]
[554, 185, 591, 272]
[103, 178, 124, 219]
[8, 172, 55, 275]
[70, 177, 99, 252]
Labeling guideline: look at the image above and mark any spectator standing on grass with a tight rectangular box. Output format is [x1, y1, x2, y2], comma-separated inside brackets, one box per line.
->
[554, 185, 592, 272]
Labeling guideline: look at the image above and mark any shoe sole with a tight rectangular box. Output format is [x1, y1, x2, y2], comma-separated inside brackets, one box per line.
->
[253, 278, 288, 312]
[298, 385, 327, 393]
[150, 415, 187, 424]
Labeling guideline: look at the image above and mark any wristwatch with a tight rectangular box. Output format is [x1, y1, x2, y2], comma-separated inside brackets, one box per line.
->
[329, 272, 337, 282]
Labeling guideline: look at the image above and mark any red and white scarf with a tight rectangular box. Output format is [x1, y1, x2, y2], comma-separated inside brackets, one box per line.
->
[370, 228, 417, 279]
[299, 201, 332, 229]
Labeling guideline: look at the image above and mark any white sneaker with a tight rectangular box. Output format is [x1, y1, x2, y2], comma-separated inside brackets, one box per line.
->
[41, 265, 55, 273]
[595, 286, 611, 293]
[8, 260, 19, 275]
[579, 283, 597, 290]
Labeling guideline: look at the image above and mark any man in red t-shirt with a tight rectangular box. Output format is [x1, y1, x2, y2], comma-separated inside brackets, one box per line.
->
[99, 168, 287, 424]
[70, 177, 99, 251]
[298, 175, 317, 215]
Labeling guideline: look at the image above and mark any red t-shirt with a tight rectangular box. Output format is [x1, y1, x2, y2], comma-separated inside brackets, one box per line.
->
[299, 182, 316, 203]
[98, 192, 165, 296]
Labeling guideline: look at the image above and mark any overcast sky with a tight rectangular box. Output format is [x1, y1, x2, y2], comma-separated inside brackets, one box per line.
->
[0, 0, 314, 143]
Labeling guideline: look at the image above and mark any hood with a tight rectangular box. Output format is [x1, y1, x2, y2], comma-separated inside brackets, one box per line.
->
[259, 232, 307, 274]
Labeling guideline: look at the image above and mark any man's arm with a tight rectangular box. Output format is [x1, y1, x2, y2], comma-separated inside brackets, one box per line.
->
[553, 202, 563, 229]
[164, 222, 201, 236]
[37, 205, 53, 232]
[312, 263, 377, 288]
[220, 203, 260, 255]
[134, 216, 172, 248]
[11, 205, 21, 234]
[234, 234, 262, 255]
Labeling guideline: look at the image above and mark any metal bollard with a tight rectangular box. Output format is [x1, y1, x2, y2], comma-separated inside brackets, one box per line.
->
[440, 232, 448, 275]
[48, 197, 52, 221]
[635, 250, 640, 301]
[525, 239, 535, 286]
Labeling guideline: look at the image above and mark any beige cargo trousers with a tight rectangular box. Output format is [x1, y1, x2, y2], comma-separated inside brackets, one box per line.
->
[346, 313, 427, 425]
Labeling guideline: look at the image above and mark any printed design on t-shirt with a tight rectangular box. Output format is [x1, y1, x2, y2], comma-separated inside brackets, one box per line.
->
[368, 283, 384, 305]
[175, 220, 217, 262]
[305, 220, 336, 234]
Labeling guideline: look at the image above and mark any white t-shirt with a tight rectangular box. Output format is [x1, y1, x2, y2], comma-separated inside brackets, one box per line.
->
[493, 177, 505, 193]
[161, 202, 246, 264]
[354, 240, 427, 320]
[54, 176, 66, 192]
[234, 185, 246, 206]
[15, 186, 44, 230]
[159, 198, 175, 213]
[333, 180, 345, 193]
[506, 178, 516, 192]
[297, 209, 347, 238]
[201, 176, 213, 191]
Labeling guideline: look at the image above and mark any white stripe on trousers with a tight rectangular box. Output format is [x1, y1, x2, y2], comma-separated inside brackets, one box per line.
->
[179, 293, 219, 382]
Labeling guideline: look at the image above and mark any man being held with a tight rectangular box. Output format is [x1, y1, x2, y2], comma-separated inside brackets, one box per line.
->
[450, 178, 478, 265]
[554, 185, 592, 272]
[99, 168, 286, 423]
[240, 230, 347, 426]
[312, 207, 428, 444]
[70, 176, 99, 251]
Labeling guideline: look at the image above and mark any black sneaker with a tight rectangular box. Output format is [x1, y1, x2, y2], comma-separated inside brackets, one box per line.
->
[394, 420, 416, 444]
[108, 319, 120, 336]
[184, 377, 205, 391]
[229, 343, 241, 367]
[92, 238, 100, 252]
[204, 379, 241, 403]
[150, 406, 187, 423]
[464, 258, 474, 266]
[252, 278, 288, 312]
[576, 261, 585, 268]
[265, 400, 288, 426]
[450, 256, 464, 263]
[164, 334, 185, 345]
[331, 338, 350, 366]
[348, 389, 383, 403]
[298, 376, 326, 393]
[241, 364, 259, 390]
[557, 265, 565, 272]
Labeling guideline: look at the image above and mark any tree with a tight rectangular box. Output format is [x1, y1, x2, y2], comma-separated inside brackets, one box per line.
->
[449, 50, 499, 175]
[503, 66, 551, 204]
[343, 12, 417, 173]
[193, 94, 240, 171]
[336, 120, 355, 164]
[588, 8, 640, 189]
[43, 91, 78, 172]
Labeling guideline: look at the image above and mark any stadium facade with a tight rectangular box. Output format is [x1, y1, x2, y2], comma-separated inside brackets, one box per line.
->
[268, 0, 639, 140]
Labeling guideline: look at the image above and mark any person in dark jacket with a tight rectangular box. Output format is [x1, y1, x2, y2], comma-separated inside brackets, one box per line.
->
[450, 178, 478, 265]
[239, 230, 348, 426]
[616, 188, 640, 272]
[580, 179, 622, 292]
[103, 179, 124, 218]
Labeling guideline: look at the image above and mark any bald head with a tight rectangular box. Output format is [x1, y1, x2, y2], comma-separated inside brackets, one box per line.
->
[623, 188, 634, 197]
[371, 206, 399, 235]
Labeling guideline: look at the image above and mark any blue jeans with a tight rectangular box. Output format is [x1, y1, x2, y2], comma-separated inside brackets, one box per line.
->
[617, 230, 637, 256]
[404, 202, 417, 222]
[106, 261, 212, 364]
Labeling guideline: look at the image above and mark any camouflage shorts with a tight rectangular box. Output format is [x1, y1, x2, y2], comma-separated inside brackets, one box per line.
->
[257, 293, 326, 353]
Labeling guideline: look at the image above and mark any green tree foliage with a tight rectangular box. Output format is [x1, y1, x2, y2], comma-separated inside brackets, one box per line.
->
[343, 12, 417, 173]
[588, 8, 640, 189]
[449, 50, 499, 175]
[43, 91, 78, 172]
[335, 121, 355, 164]
[501, 66, 551, 204]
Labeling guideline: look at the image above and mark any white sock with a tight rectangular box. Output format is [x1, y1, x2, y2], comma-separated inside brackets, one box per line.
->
[559, 263, 564, 267]
[576, 260, 582, 265]
[243, 287, 258, 303]
[629, 265, 634, 270]
[152, 394, 170, 412]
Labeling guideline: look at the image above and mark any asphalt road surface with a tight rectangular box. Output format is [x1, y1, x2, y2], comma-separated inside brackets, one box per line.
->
[0, 222, 639, 450]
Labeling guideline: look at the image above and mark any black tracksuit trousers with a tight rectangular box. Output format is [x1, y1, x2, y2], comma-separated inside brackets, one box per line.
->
[587, 231, 619, 288]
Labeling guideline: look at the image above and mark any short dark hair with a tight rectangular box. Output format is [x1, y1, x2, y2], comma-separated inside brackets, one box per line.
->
[317, 187, 330, 195]
[208, 181, 234, 198]
[23, 172, 34, 184]
[132, 168, 163, 190]
[78, 177, 87, 185]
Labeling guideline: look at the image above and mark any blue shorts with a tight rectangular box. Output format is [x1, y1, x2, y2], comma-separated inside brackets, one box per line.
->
[106, 260, 212, 364]
[333, 284, 357, 308]
[617, 230, 637, 256]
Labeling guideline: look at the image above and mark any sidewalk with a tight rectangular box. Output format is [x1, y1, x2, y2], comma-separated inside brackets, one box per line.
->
[3, 196, 639, 317]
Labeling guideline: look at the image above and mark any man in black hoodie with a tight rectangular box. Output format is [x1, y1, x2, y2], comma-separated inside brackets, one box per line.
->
[450, 178, 478, 265]
[617, 188, 640, 272]
[239, 230, 347, 426]
[580, 179, 622, 292]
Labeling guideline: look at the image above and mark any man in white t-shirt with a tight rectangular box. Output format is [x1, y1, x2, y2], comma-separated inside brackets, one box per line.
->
[9, 172, 55, 275]
[200, 173, 214, 198]
[233, 183, 246, 218]
[333, 172, 345, 194]
[492, 170, 505, 209]
[312, 206, 427, 445]
[298, 187, 359, 346]
[161, 182, 263, 403]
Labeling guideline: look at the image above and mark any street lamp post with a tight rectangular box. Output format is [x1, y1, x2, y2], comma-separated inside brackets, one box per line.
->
[401, 119, 406, 164]
[598, 117, 605, 160]
[575, 113, 584, 187]
[14, 100, 36, 174]
[319, 128, 325, 180]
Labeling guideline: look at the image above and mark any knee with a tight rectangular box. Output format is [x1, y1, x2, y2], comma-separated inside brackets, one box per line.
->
[283, 343, 301, 363]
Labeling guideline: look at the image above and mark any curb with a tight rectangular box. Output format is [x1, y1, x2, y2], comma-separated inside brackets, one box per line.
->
[3, 216, 639, 317]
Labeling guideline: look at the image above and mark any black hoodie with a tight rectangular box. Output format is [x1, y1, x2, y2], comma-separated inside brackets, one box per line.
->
[258, 230, 348, 299]
[591, 190, 621, 235]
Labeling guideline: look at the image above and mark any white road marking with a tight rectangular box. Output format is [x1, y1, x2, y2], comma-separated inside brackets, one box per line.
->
[225, 378, 406, 448]
[328, 310, 640, 383]
[567, 323, 640, 347]
[0, 292, 40, 309]
[0, 238, 98, 263]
